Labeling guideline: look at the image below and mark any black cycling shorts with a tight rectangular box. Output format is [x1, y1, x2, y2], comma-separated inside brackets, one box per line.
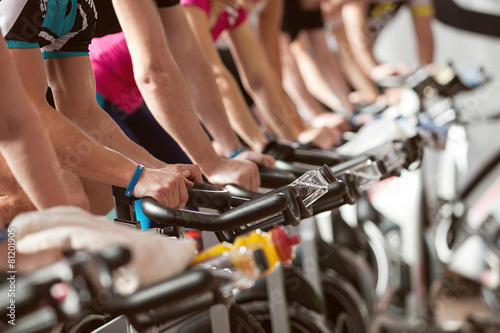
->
[0, 0, 97, 58]
[93, 0, 180, 37]
[281, 0, 324, 41]
[156, 0, 180, 7]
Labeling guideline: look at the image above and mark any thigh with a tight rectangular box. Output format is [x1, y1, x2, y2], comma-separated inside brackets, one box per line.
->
[59, 171, 90, 211]
[0, 155, 35, 223]
[79, 178, 113, 215]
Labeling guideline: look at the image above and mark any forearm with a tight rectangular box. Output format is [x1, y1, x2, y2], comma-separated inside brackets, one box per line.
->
[333, 25, 379, 101]
[280, 35, 326, 120]
[143, 74, 229, 169]
[227, 23, 299, 141]
[342, 1, 379, 76]
[36, 107, 139, 187]
[290, 39, 343, 111]
[282, 65, 326, 120]
[165, 25, 243, 156]
[215, 69, 268, 152]
[307, 30, 354, 114]
[180, 6, 268, 152]
[257, 0, 283, 80]
[179, 61, 242, 156]
[45, 57, 166, 170]
[246, 75, 301, 141]
[65, 104, 166, 169]
[414, 16, 434, 65]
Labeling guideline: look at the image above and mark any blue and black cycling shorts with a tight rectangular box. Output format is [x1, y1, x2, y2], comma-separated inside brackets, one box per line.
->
[0, 0, 97, 58]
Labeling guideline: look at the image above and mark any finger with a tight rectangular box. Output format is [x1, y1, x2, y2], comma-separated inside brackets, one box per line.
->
[254, 167, 261, 191]
[157, 190, 171, 208]
[168, 180, 180, 208]
[177, 181, 189, 208]
[183, 177, 194, 188]
[189, 165, 203, 183]
[180, 169, 191, 179]
[266, 156, 275, 168]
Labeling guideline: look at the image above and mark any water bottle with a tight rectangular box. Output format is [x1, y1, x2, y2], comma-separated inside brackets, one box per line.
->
[192, 226, 300, 294]
[289, 165, 336, 208]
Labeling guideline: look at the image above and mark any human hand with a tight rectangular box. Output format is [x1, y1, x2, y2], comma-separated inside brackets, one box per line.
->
[15, 248, 64, 274]
[370, 63, 411, 83]
[133, 167, 195, 208]
[310, 113, 350, 133]
[378, 86, 403, 106]
[349, 90, 379, 105]
[236, 150, 275, 169]
[204, 157, 260, 191]
[164, 164, 203, 183]
[298, 126, 342, 149]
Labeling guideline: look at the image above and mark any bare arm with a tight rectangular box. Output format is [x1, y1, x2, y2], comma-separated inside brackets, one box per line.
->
[110, 1, 263, 190]
[226, 21, 302, 141]
[412, 15, 434, 66]
[331, 21, 379, 104]
[46, 56, 166, 169]
[280, 34, 328, 120]
[10, 48, 197, 209]
[158, 6, 269, 157]
[0, 38, 71, 210]
[305, 29, 355, 114]
[256, 0, 283, 80]
[341, 0, 379, 78]
[183, 6, 273, 147]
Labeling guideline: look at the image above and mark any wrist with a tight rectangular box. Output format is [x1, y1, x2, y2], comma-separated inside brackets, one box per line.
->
[229, 146, 247, 159]
[125, 164, 145, 197]
[214, 140, 242, 158]
[199, 156, 227, 178]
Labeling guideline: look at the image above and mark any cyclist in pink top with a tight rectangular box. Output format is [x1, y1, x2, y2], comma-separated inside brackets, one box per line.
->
[181, 0, 343, 148]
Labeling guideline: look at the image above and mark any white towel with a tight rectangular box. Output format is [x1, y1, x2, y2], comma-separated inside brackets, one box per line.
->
[10, 206, 197, 295]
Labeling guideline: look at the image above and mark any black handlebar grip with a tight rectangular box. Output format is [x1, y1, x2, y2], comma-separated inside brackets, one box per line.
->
[330, 155, 376, 176]
[186, 182, 232, 212]
[100, 246, 132, 271]
[106, 269, 215, 315]
[274, 160, 312, 177]
[141, 193, 289, 231]
[224, 184, 260, 200]
[262, 140, 296, 161]
[291, 147, 348, 167]
[258, 166, 297, 188]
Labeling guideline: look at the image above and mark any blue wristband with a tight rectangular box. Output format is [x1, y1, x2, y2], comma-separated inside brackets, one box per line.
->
[229, 146, 246, 159]
[125, 164, 145, 197]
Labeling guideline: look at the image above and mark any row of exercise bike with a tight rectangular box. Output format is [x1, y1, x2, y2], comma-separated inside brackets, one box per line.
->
[3, 64, 500, 333]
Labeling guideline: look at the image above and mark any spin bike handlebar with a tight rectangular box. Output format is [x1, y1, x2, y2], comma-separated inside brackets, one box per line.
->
[258, 165, 297, 188]
[263, 140, 349, 166]
[104, 269, 220, 330]
[141, 189, 291, 232]
[1, 248, 224, 333]
[0, 247, 131, 318]
[138, 167, 348, 242]
[0, 247, 132, 333]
